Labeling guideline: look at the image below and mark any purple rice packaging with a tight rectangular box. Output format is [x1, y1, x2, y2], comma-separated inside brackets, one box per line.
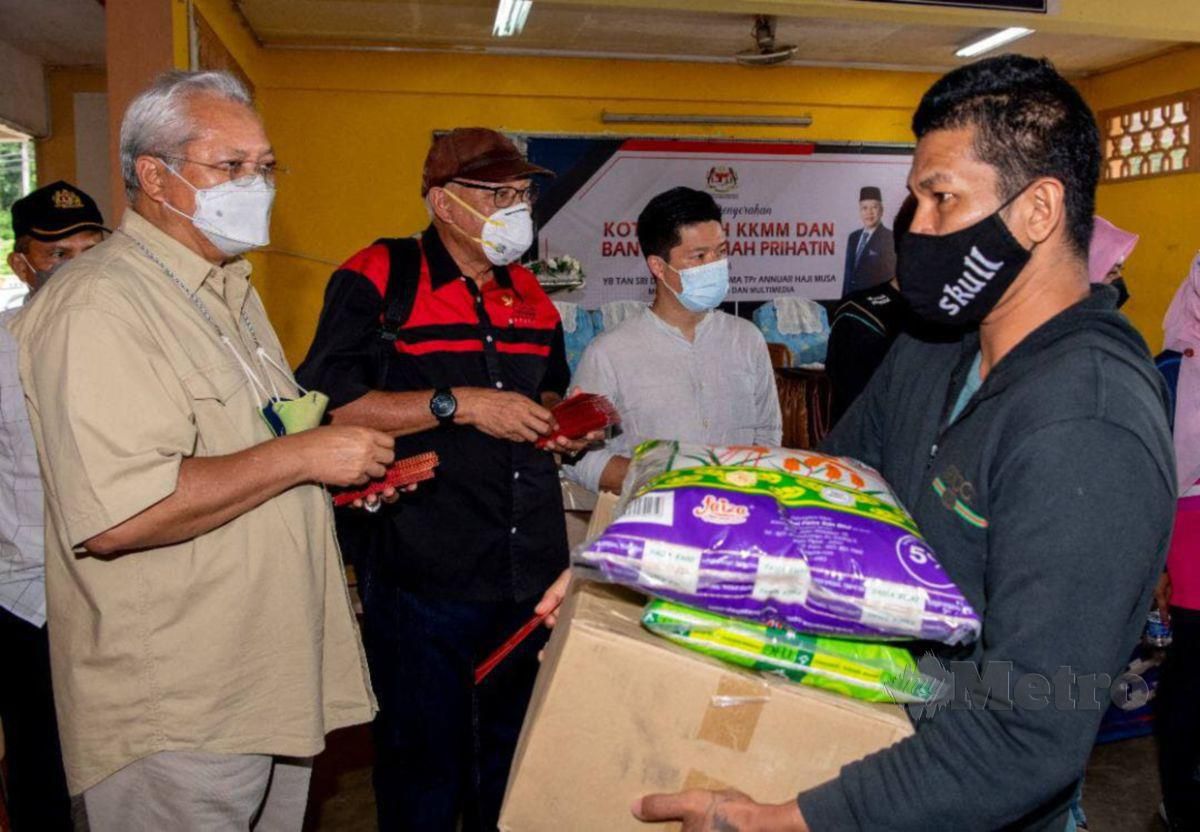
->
[574, 441, 980, 645]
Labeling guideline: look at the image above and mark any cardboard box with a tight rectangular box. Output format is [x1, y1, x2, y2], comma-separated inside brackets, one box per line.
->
[585, 489, 619, 539]
[499, 581, 914, 831]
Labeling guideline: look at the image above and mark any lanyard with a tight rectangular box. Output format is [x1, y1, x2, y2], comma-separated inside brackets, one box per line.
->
[120, 230, 302, 404]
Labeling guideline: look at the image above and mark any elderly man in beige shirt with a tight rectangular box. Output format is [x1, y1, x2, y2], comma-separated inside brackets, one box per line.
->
[11, 70, 393, 831]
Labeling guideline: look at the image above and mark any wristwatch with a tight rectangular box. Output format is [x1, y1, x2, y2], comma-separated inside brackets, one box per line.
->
[430, 388, 457, 425]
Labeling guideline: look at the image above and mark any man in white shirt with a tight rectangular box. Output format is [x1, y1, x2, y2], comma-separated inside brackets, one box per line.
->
[0, 181, 106, 831]
[564, 187, 782, 494]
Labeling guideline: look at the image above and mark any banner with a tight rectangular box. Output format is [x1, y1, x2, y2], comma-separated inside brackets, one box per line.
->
[529, 138, 912, 307]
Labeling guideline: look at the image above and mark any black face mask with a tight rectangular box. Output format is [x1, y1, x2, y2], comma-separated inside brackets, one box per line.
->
[898, 193, 1032, 327]
[1111, 276, 1131, 309]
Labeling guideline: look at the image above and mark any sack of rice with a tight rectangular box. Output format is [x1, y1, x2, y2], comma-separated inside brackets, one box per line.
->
[575, 441, 980, 645]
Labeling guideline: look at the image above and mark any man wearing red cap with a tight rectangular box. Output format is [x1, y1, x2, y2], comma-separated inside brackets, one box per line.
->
[298, 127, 588, 831]
[0, 180, 105, 831]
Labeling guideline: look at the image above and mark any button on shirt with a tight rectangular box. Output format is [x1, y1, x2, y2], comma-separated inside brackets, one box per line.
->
[0, 308, 46, 627]
[564, 307, 783, 493]
[11, 210, 375, 794]
[296, 225, 570, 602]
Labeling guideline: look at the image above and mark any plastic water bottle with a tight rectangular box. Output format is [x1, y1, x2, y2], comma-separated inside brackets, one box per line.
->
[1145, 610, 1173, 648]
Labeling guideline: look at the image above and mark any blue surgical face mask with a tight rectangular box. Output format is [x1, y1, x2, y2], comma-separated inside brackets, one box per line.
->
[663, 258, 730, 312]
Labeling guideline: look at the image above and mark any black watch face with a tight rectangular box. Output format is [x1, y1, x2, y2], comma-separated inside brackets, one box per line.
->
[431, 391, 456, 420]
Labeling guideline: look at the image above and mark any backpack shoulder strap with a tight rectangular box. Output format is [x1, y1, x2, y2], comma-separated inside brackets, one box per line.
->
[372, 237, 423, 339]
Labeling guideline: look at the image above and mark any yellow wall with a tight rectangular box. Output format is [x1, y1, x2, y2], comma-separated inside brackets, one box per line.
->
[192, 0, 936, 361]
[1082, 46, 1200, 352]
[194, 0, 1200, 360]
[35, 67, 107, 187]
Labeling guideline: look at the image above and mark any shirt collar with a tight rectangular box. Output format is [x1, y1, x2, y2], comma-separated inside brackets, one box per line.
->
[121, 209, 253, 294]
[648, 307, 714, 343]
[221, 259, 254, 316]
[422, 223, 512, 291]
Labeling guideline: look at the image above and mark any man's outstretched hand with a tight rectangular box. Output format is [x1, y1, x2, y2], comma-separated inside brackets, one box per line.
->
[540, 428, 606, 456]
[349, 482, 419, 512]
[632, 789, 809, 832]
[535, 568, 571, 629]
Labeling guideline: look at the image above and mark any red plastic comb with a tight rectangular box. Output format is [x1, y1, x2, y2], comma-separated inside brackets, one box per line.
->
[536, 393, 620, 449]
[331, 451, 440, 507]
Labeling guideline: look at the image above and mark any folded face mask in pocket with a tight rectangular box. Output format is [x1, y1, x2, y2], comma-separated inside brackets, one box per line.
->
[261, 390, 329, 437]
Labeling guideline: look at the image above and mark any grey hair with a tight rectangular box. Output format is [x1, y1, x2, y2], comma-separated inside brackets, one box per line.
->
[119, 70, 253, 202]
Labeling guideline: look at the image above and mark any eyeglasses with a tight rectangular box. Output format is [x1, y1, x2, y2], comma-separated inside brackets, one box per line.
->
[160, 156, 287, 186]
[450, 180, 538, 209]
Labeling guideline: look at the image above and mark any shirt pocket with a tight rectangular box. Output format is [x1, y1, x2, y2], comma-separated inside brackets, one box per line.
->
[179, 363, 255, 454]
[0, 381, 29, 425]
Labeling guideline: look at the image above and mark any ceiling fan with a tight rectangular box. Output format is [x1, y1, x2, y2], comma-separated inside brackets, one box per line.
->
[735, 15, 798, 67]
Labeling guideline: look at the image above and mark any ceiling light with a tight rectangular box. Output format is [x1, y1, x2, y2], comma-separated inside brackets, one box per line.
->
[602, 112, 812, 127]
[955, 27, 1034, 58]
[493, 0, 532, 38]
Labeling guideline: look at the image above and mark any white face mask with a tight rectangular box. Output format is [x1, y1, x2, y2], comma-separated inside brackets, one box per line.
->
[18, 254, 63, 294]
[443, 188, 534, 266]
[162, 164, 275, 257]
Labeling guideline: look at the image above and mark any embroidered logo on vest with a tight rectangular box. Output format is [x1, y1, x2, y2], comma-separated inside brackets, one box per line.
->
[931, 465, 988, 529]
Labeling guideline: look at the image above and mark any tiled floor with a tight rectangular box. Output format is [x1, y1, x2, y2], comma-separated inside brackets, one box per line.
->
[304, 725, 377, 832]
[304, 726, 1166, 831]
[1082, 737, 1163, 831]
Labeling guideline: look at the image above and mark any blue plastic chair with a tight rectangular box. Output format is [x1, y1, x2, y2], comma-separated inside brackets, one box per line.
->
[752, 299, 831, 367]
[553, 302, 597, 375]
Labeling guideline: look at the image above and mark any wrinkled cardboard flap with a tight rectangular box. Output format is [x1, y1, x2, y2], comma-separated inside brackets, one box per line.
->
[585, 490, 619, 540]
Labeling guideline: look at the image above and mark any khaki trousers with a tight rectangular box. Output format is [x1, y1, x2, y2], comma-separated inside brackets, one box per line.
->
[82, 751, 312, 832]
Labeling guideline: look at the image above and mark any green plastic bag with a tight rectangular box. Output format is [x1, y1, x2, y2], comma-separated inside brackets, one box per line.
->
[641, 599, 943, 704]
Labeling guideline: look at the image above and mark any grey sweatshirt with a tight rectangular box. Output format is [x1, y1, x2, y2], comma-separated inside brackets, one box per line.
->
[799, 287, 1175, 831]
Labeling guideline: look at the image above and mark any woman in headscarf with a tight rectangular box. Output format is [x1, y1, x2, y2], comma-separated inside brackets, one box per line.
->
[1063, 217, 1143, 832]
[1156, 252, 1200, 831]
[1089, 216, 1140, 306]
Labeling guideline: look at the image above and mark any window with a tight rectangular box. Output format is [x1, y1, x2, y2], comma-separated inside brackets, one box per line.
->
[1099, 93, 1198, 183]
[0, 128, 35, 307]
